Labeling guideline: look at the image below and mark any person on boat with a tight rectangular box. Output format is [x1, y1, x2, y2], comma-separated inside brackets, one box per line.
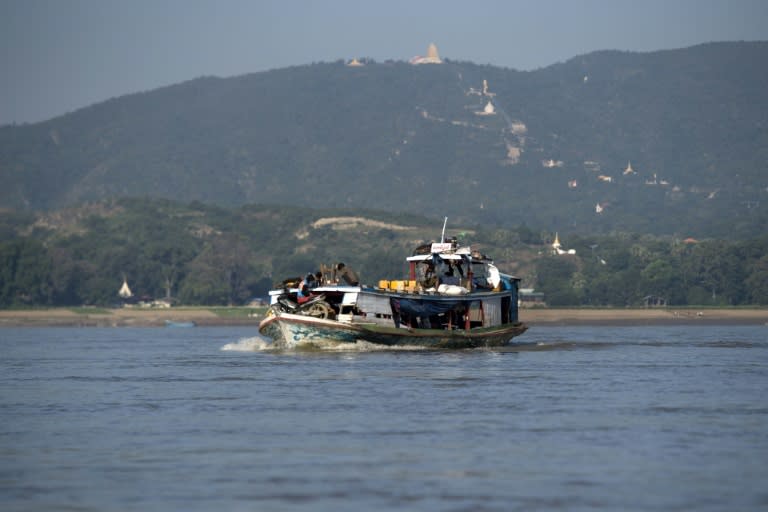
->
[297, 273, 315, 304]
[441, 260, 464, 286]
[420, 261, 438, 289]
[334, 262, 360, 286]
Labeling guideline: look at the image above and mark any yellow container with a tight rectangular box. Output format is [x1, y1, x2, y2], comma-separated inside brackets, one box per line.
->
[378, 280, 390, 290]
[390, 280, 416, 292]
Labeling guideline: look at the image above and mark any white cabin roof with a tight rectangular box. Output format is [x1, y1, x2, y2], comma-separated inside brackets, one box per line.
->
[407, 253, 464, 261]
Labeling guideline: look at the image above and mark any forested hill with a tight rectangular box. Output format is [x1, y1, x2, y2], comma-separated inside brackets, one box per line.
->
[1, 41, 767, 238]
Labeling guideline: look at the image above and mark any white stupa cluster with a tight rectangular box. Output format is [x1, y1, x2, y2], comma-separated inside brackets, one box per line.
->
[552, 233, 576, 255]
[348, 42, 444, 67]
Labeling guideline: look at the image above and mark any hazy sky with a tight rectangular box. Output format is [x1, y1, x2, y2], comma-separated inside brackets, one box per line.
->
[1, 0, 767, 125]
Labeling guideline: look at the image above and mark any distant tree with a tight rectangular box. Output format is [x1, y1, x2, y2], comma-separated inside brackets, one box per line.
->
[639, 259, 682, 304]
[683, 241, 745, 305]
[178, 245, 231, 305]
[535, 256, 581, 306]
[744, 255, 768, 304]
[0, 239, 52, 306]
[177, 234, 261, 305]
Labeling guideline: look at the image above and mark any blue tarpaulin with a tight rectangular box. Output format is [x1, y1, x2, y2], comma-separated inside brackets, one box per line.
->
[391, 298, 466, 317]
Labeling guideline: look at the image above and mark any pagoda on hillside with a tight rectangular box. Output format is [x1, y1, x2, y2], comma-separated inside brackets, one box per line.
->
[118, 277, 133, 299]
[475, 101, 496, 116]
[552, 233, 576, 255]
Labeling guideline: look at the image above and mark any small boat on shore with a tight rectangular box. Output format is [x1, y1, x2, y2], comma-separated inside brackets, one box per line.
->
[165, 320, 196, 328]
[259, 236, 526, 348]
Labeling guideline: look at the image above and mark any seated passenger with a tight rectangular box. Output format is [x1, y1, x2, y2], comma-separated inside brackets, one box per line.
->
[297, 273, 315, 303]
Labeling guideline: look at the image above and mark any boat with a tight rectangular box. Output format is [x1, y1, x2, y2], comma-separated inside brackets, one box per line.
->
[258, 236, 527, 348]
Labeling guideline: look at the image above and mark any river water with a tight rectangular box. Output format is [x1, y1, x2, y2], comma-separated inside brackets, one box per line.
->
[1, 325, 767, 511]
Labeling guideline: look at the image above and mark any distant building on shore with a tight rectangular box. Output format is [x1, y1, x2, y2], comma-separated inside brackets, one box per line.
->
[519, 288, 546, 307]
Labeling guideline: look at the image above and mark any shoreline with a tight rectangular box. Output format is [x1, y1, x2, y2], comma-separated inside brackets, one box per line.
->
[0, 308, 262, 328]
[518, 308, 768, 326]
[0, 307, 766, 327]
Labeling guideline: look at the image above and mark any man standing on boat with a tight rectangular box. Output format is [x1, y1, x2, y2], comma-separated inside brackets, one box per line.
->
[334, 262, 360, 286]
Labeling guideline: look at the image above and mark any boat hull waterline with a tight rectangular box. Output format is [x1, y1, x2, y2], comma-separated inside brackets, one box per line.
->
[259, 312, 527, 349]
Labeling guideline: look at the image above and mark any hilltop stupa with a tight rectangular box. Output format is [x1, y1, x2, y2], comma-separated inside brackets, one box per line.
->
[410, 43, 442, 65]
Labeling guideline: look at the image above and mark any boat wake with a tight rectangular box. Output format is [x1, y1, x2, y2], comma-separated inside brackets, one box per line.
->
[221, 336, 429, 353]
[220, 337, 273, 352]
[302, 340, 427, 352]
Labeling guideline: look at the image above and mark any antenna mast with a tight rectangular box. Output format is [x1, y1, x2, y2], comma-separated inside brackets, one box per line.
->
[440, 217, 448, 242]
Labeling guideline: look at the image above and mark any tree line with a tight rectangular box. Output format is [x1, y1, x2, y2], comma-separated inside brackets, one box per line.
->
[533, 233, 768, 306]
[1, 199, 767, 308]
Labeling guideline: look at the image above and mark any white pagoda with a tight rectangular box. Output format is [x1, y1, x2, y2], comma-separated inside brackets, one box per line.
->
[475, 101, 496, 116]
[118, 278, 133, 299]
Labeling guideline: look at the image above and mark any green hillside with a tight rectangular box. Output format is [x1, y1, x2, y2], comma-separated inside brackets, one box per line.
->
[1, 42, 767, 237]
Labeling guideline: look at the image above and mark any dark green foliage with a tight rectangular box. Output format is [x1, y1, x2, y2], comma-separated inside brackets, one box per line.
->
[535, 256, 583, 306]
[0, 200, 459, 305]
[745, 255, 768, 304]
[0, 238, 53, 306]
[1, 199, 767, 307]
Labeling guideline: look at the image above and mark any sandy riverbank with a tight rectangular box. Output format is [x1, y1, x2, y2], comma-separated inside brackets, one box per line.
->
[0, 308, 262, 327]
[0, 307, 766, 327]
[519, 308, 768, 326]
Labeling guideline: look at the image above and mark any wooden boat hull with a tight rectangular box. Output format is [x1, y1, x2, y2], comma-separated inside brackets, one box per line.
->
[259, 312, 527, 349]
